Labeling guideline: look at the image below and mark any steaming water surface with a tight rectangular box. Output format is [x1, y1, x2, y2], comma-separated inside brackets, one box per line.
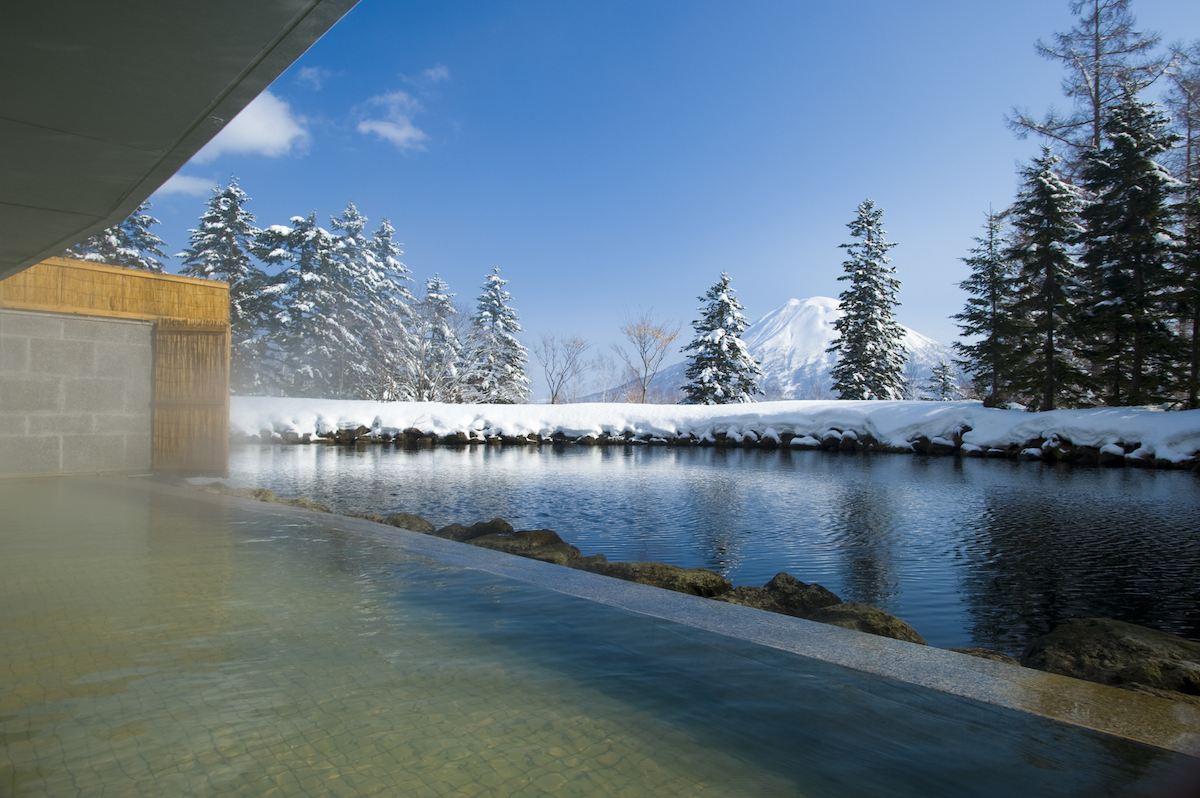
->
[226, 444, 1200, 653]
[0, 477, 1184, 796]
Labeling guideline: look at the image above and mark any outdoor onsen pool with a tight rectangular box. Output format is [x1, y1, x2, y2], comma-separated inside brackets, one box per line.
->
[223, 443, 1200, 654]
[2, 477, 1195, 796]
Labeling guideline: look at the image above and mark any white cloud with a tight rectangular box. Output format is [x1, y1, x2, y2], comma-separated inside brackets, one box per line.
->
[357, 90, 430, 151]
[421, 65, 450, 83]
[191, 90, 310, 164]
[154, 174, 219, 197]
[297, 66, 330, 91]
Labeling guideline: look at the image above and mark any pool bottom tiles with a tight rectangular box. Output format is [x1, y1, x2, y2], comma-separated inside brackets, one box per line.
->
[0, 478, 1185, 797]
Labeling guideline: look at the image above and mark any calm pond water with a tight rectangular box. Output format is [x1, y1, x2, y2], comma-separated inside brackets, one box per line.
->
[225, 444, 1200, 653]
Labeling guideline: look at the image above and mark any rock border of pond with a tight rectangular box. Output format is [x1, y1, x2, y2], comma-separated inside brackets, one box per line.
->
[194, 480, 1200, 708]
[233, 423, 1199, 471]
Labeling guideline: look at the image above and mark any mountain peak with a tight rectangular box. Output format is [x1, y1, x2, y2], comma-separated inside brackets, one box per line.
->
[648, 297, 954, 400]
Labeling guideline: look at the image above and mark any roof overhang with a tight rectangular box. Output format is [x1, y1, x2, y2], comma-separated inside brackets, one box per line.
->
[0, 0, 358, 281]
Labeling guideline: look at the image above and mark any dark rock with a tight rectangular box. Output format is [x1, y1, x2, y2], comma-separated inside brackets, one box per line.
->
[348, 511, 385, 523]
[948, 647, 1020, 666]
[231, 487, 276, 501]
[803, 602, 928, 645]
[468, 528, 582, 565]
[1044, 437, 1074, 462]
[566, 553, 608, 569]
[583, 561, 732, 597]
[820, 431, 842, 450]
[925, 436, 957, 456]
[1099, 445, 1126, 467]
[385, 513, 435, 534]
[278, 496, 332, 513]
[433, 517, 514, 542]
[1021, 617, 1200, 697]
[713, 572, 841, 618]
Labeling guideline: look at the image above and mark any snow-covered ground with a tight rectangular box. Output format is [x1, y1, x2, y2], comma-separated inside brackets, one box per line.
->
[231, 396, 1200, 465]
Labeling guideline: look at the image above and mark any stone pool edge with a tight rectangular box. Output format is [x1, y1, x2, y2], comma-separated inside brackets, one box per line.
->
[120, 475, 1200, 759]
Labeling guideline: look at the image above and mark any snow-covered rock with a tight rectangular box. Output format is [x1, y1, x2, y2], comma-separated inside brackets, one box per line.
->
[230, 397, 1200, 467]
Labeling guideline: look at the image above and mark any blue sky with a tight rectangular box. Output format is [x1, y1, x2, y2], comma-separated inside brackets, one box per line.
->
[149, 0, 1200, 398]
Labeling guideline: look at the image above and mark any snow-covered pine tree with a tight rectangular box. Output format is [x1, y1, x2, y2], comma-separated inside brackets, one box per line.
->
[466, 267, 530, 404]
[922, 361, 960, 401]
[1077, 91, 1181, 405]
[176, 177, 267, 393]
[1007, 147, 1086, 411]
[682, 272, 761, 404]
[952, 209, 1020, 405]
[397, 275, 464, 402]
[827, 200, 907, 400]
[1166, 44, 1200, 407]
[251, 212, 350, 397]
[361, 218, 416, 400]
[327, 203, 394, 399]
[63, 201, 168, 272]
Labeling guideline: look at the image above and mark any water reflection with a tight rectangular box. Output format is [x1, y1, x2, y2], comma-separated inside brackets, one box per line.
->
[954, 462, 1200, 652]
[226, 444, 1200, 652]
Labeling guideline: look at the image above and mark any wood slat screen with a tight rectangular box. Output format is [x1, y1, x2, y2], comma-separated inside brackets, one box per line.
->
[0, 257, 229, 323]
[153, 320, 230, 477]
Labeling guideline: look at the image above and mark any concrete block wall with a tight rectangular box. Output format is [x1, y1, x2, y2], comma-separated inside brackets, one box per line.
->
[0, 309, 154, 475]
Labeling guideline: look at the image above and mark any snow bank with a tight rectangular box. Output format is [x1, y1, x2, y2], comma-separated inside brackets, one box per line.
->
[230, 397, 1200, 464]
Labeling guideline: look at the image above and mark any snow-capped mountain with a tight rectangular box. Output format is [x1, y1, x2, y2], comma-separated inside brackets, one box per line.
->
[650, 296, 955, 400]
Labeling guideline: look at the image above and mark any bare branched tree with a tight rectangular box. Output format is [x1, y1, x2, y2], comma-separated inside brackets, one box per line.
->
[1008, 0, 1168, 167]
[589, 352, 622, 402]
[534, 334, 591, 404]
[611, 310, 680, 404]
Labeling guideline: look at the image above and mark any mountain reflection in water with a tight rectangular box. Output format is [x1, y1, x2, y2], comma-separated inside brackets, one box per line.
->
[226, 444, 1200, 654]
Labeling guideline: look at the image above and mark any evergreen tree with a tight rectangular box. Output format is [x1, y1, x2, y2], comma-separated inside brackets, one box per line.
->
[327, 203, 399, 399]
[1166, 44, 1200, 407]
[682, 272, 762, 404]
[362, 218, 416, 400]
[63, 201, 167, 272]
[952, 209, 1020, 405]
[922, 361, 961, 401]
[1077, 92, 1180, 405]
[1007, 148, 1086, 410]
[827, 200, 907, 400]
[251, 212, 350, 397]
[397, 275, 464, 402]
[176, 177, 267, 393]
[466, 267, 530, 404]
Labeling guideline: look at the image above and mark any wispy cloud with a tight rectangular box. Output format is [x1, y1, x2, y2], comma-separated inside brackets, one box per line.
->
[154, 174, 218, 197]
[400, 64, 451, 90]
[191, 91, 310, 163]
[420, 65, 450, 84]
[356, 90, 430, 151]
[297, 66, 331, 91]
